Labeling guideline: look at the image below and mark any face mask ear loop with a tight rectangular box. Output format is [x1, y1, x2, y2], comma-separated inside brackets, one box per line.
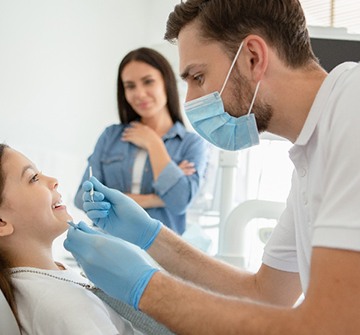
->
[220, 41, 244, 96]
[247, 80, 261, 115]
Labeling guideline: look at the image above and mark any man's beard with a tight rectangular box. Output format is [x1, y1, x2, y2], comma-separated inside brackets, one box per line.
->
[223, 70, 272, 133]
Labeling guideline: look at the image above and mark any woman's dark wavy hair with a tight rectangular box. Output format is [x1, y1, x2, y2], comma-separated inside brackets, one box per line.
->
[117, 47, 184, 124]
[0, 143, 22, 330]
[165, 0, 318, 68]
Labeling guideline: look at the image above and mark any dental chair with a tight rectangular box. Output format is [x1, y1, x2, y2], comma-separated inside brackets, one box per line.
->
[93, 288, 175, 335]
[0, 289, 21, 335]
[216, 199, 286, 269]
[0, 285, 174, 335]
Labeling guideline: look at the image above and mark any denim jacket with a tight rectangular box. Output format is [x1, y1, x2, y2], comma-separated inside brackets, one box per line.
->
[74, 122, 208, 234]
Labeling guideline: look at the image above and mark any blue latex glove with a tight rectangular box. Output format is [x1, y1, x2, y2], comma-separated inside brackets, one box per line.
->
[82, 177, 162, 250]
[64, 221, 158, 310]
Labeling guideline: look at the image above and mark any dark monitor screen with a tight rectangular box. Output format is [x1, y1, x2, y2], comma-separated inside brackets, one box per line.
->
[310, 37, 360, 72]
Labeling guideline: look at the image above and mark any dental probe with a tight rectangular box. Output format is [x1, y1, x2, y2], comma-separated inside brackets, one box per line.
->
[67, 220, 78, 229]
[89, 166, 94, 202]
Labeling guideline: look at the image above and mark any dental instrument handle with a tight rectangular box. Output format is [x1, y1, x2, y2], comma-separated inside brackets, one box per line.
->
[67, 220, 78, 229]
[89, 166, 94, 202]
[82, 177, 162, 250]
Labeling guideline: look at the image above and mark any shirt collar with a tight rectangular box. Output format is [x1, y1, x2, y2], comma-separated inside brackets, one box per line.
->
[163, 121, 187, 140]
[294, 62, 358, 146]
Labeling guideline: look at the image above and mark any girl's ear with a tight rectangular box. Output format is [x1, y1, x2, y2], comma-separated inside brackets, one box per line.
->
[0, 218, 14, 236]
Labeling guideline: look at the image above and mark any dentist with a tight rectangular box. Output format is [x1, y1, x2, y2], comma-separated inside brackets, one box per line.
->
[64, 0, 360, 334]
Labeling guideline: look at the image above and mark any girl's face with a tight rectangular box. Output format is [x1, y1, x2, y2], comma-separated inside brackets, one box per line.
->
[122, 60, 169, 120]
[0, 149, 72, 242]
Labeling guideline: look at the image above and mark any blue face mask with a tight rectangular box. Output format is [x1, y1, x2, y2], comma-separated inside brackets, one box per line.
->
[184, 42, 261, 151]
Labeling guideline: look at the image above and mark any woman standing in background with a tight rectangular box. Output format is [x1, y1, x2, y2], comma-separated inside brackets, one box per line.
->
[75, 47, 208, 235]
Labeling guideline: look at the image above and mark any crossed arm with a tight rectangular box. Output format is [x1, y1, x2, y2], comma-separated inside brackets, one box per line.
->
[141, 227, 360, 335]
[123, 122, 199, 209]
[126, 160, 196, 209]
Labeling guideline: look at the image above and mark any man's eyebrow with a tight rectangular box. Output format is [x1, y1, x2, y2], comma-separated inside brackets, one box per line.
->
[180, 64, 206, 81]
[180, 66, 191, 81]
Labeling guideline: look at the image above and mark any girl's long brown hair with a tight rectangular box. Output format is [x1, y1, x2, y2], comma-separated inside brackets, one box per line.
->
[0, 143, 22, 330]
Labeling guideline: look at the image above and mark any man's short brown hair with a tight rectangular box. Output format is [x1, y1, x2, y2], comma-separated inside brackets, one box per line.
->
[165, 0, 318, 68]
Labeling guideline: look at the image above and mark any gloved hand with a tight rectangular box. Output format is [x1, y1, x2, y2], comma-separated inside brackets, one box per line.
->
[64, 221, 158, 310]
[82, 177, 162, 250]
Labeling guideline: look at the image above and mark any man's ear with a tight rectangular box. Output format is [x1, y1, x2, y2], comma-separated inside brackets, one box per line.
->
[242, 35, 269, 83]
[0, 218, 14, 236]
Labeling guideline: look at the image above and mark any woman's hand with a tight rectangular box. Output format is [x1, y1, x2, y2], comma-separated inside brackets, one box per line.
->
[122, 122, 160, 150]
[178, 160, 196, 176]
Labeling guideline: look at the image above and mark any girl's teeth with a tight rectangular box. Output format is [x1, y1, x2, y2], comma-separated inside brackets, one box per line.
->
[53, 201, 63, 209]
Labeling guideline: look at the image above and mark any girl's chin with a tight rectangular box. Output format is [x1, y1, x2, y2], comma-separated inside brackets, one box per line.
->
[57, 214, 73, 226]
[61, 209, 72, 221]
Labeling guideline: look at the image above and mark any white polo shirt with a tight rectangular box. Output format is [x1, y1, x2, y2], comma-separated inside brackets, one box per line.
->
[263, 62, 360, 294]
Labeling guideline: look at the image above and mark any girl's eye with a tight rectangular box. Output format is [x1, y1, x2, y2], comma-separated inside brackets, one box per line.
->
[30, 173, 40, 183]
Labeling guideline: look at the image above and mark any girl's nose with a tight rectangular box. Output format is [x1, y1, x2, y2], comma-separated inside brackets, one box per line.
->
[45, 175, 58, 189]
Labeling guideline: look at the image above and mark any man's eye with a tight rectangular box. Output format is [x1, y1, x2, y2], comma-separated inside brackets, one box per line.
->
[193, 74, 204, 85]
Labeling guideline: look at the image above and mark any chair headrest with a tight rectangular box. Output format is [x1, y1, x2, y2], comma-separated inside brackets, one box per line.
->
[0, 289, 21, 335]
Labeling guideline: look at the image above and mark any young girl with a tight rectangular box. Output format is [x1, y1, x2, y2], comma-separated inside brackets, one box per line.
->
[0, 144, 143, 334]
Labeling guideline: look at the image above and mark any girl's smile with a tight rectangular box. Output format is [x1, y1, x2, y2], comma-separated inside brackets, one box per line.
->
[0, 149, 72, 239]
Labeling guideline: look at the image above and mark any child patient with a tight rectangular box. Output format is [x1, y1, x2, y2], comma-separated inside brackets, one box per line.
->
[0, 144, 143, 334]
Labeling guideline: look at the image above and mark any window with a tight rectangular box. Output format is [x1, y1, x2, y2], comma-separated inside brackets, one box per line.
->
[300, 0, 360, 34]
